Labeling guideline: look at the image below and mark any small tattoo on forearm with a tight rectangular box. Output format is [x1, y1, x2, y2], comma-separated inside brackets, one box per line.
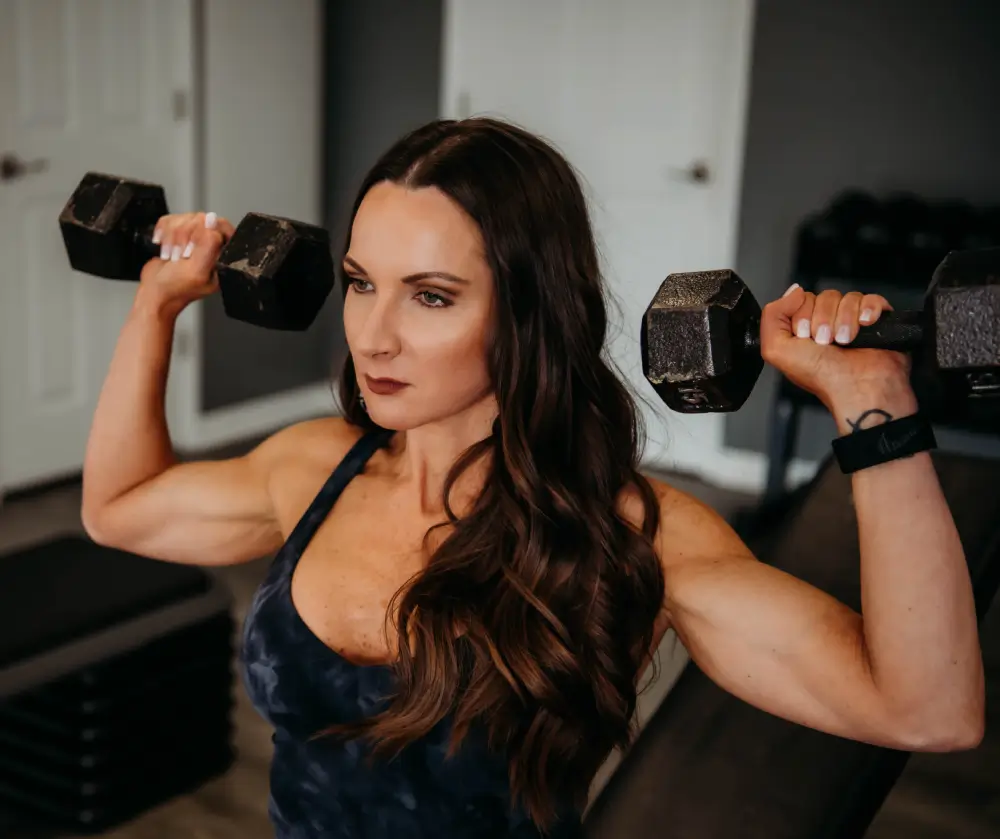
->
[846, 408, 894, 433]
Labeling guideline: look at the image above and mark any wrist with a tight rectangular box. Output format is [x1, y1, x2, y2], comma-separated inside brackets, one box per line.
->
[826, 381, 919, 437]
[132, 287, 186, 324]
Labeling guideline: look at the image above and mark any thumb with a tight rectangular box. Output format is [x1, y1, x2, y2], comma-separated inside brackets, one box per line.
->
[187, 222, 226, 277]
[760, 283, 805, 341]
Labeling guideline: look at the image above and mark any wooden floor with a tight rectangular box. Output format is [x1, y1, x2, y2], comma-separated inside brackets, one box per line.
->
[0, 470, 997, 838]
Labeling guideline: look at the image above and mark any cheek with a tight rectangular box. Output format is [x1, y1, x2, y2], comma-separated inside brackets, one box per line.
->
[412, 312, 492, 385]
[341, 293, 360, 344]
[415, 315, 488, 363]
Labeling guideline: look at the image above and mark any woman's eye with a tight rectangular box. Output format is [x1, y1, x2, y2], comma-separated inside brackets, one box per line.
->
[418, 291, 450, 308]
[347, 276, 449, 308]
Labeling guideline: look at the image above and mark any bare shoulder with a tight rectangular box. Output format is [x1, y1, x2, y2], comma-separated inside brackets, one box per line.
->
[621, 474, 756, 675]
[248, 415, 365, 472]
[250, 415, 369, 534]
[620, 474, 754, 569]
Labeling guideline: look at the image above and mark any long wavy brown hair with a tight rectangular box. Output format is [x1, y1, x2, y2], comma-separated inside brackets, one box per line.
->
[320, 117, 665, 832]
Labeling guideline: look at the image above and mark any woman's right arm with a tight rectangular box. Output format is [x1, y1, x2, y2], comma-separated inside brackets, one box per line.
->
[81, 211, 284, 566]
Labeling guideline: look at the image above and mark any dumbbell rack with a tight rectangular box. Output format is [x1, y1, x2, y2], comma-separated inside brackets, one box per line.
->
[763, 189, 1000, 503]
[0, 536, 236, 834]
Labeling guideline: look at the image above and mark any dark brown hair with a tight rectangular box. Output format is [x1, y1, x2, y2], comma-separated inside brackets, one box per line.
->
[322, 118, 665, 832]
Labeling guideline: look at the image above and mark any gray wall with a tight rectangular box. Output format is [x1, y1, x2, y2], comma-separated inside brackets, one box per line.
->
[322, 0, 445, 378]
[198, 0, 329, 413]
[727, 0, 1000, 461]
[201, 0, 443, 412]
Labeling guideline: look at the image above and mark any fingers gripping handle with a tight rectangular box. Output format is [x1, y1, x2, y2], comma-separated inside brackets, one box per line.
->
[841, 310, 925, 351]
[745, 309, 926, 353]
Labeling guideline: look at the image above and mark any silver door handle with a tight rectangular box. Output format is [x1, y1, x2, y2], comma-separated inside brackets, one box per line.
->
[1, 152, 49, 182]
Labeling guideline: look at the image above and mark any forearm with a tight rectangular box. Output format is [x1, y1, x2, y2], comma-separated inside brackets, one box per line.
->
[829, 383, 985, 745]
[82, 289, 181, 526]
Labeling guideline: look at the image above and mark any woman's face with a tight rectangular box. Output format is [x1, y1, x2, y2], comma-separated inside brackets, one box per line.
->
[342, 181, 496, 431]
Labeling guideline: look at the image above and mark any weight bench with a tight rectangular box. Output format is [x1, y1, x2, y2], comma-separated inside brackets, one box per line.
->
[584, 448, 1000, 838]
[0, 535, 236, 834]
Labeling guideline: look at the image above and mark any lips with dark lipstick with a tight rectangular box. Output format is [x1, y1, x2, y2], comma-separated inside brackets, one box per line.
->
[364, 374, 409, 395]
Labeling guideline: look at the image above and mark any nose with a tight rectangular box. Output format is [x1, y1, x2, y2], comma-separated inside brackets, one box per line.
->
[350, 292, 402, 359]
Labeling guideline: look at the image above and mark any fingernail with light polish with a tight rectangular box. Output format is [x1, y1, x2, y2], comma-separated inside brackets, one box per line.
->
[836, 325, 850, 344]
[205, 212, 218, 229]
[152, 229, 162, 245]
[860, 308, 873, 323]
[796, 319, 811, 339]
[171, 245, 182, 262]
[816, 324, 831, 344]
[182, 241, 194, 259]
[783, 283, 800, 297]
[160, 243, 170, 260]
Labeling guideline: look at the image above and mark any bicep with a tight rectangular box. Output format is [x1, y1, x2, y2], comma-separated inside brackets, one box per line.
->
[658, 489, 901, 748]
[85, 451, 283, 567]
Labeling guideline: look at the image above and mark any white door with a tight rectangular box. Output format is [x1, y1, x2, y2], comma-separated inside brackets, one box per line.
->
[0, 0, 197, 493]
[442, 0, 755, 480]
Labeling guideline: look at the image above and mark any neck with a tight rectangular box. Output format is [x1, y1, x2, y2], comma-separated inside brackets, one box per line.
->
[384, 397, 498, 516]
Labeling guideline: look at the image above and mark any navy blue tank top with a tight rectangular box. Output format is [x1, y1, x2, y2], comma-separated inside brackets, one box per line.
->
[240, 428, 585, 838]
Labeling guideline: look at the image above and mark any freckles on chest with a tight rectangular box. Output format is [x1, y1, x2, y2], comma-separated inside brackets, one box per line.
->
[291, 519, 436, 661]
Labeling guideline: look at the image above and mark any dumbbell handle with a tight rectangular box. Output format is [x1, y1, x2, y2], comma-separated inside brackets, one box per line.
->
[128, 222, 229, 274]
[746, 309, 925, 353]
[132, 224, 162, 261]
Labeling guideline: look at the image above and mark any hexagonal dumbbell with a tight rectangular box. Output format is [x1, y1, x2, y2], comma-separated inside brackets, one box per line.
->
[641, 248, 1000, 413]
[58, 172, 334, 331]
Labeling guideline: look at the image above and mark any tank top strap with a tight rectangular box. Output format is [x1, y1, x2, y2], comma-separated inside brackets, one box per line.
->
[282, 427, 394, 558]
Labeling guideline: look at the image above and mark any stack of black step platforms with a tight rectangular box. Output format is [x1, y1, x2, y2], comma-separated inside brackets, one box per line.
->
[0, 535, 235, 834]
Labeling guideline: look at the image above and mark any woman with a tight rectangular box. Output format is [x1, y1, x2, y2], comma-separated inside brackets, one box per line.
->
[81, 118, 984, 838]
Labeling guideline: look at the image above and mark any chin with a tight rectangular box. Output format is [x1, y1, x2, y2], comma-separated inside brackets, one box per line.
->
[362, 386, 495, 432]
[362, 401, 427, 432]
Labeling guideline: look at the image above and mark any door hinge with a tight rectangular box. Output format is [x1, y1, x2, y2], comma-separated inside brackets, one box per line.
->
[172, 90, 190, 121]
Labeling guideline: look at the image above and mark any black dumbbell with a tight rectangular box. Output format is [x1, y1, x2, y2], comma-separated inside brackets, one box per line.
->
[58, 172, 334, 331]
[640, 247, 1000, 413]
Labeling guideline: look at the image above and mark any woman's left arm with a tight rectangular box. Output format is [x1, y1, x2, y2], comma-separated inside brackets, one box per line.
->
[657, 286, 985, 753]
[827, 381, 983, 747]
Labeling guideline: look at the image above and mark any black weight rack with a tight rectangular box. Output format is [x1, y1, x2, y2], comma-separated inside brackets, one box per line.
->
[761, 189, 1000, 505]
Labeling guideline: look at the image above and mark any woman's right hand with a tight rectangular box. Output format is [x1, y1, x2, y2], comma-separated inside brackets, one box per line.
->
[139, 211, 237, 314]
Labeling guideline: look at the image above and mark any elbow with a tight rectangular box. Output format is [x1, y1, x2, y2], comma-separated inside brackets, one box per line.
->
[897, 713, 985, 753]
[81, 504, 114, 547]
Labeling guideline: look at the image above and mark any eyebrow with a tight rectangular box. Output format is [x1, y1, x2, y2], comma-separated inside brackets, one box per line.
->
[342, 256, 471, 286]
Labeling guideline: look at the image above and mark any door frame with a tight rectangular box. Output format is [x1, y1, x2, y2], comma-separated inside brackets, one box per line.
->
[166, 0, 336, 456]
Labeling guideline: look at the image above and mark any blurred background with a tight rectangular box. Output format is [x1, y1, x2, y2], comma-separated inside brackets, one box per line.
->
[0, 1, 998, 837]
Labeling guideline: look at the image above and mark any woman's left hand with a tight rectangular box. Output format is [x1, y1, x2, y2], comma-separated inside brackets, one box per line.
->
[759, 284, 914, 410]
